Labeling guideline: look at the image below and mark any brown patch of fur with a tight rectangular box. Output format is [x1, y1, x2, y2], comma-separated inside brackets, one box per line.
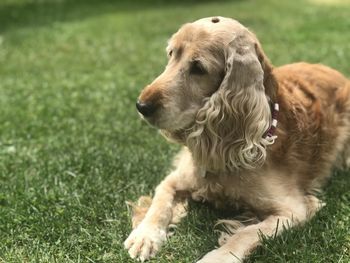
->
[138, 84, 164, 107]
[126, 196, 153, 229]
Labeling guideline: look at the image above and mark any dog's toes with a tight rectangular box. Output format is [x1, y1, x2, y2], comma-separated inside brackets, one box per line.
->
[124, 223, 167, 261]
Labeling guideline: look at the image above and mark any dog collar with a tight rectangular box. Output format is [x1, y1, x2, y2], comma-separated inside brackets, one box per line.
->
[264, 102, 279, 139]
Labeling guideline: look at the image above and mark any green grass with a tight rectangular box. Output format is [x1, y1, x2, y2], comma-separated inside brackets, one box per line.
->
[0, 0, 349, 262]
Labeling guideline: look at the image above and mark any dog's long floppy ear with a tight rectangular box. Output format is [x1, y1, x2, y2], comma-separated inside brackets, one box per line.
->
[187, 34, 274, 172]
[223, 38, 265, 93]
[254, 41, 277, 101]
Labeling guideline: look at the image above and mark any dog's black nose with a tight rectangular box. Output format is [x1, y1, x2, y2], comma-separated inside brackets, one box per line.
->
[136, 101, 157, 117]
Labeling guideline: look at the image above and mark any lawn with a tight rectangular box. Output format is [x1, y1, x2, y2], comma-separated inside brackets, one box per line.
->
[0, 0, 349, 262]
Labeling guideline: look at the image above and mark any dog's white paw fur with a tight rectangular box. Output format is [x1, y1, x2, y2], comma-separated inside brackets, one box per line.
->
[196, 248, 241, 263]
[124, 222, 167, 262]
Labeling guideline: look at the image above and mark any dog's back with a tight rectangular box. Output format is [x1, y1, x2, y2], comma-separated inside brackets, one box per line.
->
[270, 62, 350, 189]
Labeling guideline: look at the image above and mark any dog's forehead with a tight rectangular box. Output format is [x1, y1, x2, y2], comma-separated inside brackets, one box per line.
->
[193, 16, 245, 31]
[170, 24, 210, 45]
[169, 17, 246, 49]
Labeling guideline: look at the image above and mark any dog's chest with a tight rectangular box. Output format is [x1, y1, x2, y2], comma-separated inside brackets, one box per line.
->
[191, 172, 247, 209]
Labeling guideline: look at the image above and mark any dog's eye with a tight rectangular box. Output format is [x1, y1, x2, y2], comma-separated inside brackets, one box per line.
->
[190, 60, 206, 75]
[168, 50, 173, 57]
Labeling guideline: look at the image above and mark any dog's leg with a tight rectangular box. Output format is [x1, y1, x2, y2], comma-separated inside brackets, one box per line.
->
[197, 195, 322, 263]
[124, 149, 199, 261]
[124, 175, 190, 261]
[127, 193, 188, 229]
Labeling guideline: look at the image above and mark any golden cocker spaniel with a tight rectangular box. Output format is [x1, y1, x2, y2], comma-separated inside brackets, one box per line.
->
[124, 16, 350, 262]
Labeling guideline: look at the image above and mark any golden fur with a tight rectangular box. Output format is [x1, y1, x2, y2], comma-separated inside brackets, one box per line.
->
[124, 17, 350, 262]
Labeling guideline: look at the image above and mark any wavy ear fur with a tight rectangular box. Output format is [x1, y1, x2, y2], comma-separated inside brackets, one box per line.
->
[186, 35, 275, 172]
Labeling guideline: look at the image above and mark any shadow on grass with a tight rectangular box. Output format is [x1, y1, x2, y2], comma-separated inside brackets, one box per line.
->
[0, 0, 236, 33]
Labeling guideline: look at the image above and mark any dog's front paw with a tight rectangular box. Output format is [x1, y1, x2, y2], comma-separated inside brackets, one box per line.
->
[197, 248, 241, 263]
[124, 223, 167, 262]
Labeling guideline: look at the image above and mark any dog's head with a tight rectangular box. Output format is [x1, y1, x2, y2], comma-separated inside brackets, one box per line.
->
[136, 17, 277, 171]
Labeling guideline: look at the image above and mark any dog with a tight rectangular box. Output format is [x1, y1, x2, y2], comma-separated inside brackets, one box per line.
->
[124, 16, 350, 262]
